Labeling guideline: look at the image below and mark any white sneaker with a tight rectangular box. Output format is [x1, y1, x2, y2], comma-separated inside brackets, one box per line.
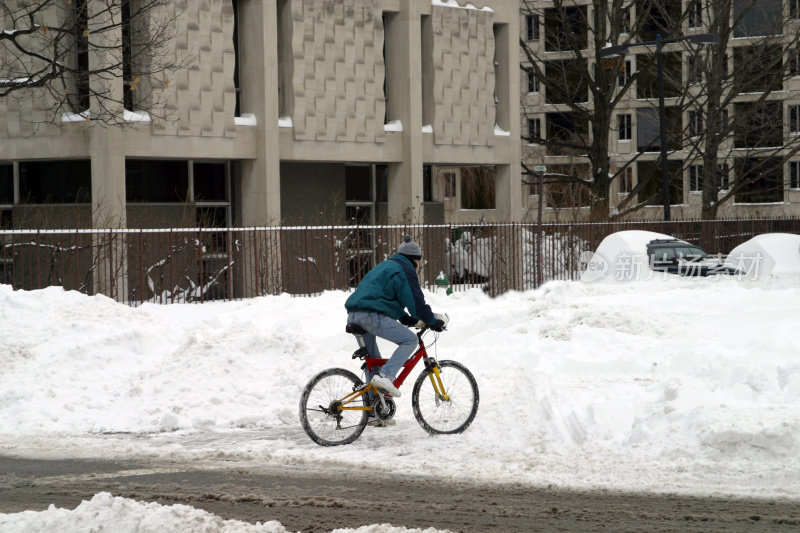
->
[370, 374, 402, 397]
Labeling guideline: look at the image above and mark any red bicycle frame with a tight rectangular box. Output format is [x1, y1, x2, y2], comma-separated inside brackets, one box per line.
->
[364, 335, 429, 389]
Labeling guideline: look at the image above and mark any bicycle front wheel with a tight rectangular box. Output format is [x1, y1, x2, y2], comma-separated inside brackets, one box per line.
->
[299, 368, 369, 446]
[412, 360, 479, 435]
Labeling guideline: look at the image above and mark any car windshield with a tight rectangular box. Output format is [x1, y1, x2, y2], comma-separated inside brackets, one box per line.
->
[649, 243, 710, 264]
[675, 246, 708, 261]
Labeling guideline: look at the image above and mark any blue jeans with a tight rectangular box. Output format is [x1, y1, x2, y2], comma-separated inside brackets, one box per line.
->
[346, 311, 418, 381]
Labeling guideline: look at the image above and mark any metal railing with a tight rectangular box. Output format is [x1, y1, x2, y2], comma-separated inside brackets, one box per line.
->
[1, 218, 798, 304]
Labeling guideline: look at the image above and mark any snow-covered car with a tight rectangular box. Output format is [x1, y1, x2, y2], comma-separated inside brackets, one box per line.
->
[581, 230, 738, 283]
[646, 238, 741, 277]
[724, 233, 800, 277]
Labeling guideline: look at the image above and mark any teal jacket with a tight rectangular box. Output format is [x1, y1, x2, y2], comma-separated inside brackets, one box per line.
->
[345, 254, 436, 325]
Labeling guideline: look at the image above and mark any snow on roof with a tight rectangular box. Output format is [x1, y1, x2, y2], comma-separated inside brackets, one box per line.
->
[61, 110, 90, 123]
[384, 119, 403, 132]
[123, 109, 151, 123]
[233, 113, 257, 126]
[432, 0, 494, 12]
[494, 124, 510, 136]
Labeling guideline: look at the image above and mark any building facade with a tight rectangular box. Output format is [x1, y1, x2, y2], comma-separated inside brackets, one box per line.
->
[521, 0, 800, 221]
[0, 0, 523, 231]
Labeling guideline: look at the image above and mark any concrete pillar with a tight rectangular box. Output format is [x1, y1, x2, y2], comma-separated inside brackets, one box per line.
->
[386, 1, 424, 225]
[492, 13, 522, 222]
[88, 0, 128, 299]
[239, 0, 281, 226]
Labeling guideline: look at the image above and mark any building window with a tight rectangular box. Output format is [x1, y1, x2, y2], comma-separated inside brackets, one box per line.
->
[19, 161, 91, 204]
[735, 157, 783, 203]
[621, 10, 631, 34]
[689, 164, 703, 192]
[734, 101, 782, 149]
[126, 160, 189, 203]
[527, 68, 539, 93]
[526, 14, 540, 41]
[618, 114, 632, 141]
[688, 110, 703, 137]
[193, 162, 231, 228]
[687, 55, 703, 84]
[637, 52, 682, 99]
[544, 5, 588, 52]
[618, 166, 633, 193]
[232, 0, 242, 116]
[637, 107, 681, 152]
[1, 163, 12, 230]
[687, 0, 702, 28]
[791, 104, 800, 133]
[74, 0, 90, 112]
[442, 172, 456, 198]
[718, 163, 730, 189]
[637, 160, 684, 206]
[791, 161, 800, 189]
[544, 164, 590, 208]
[0, 164, 12, 205]
[734, 0, 782, 38]
[638, 0, 681, 41]
[121, 0, 136, 111]
[546, 112, 588, 155]
[423, 165, 433, 203]
[617, 59, 631, 88]
[545, 59, 588, 104]
[528, 117, 541, 142]
[460, 167, 496, 210]
[734, 45, 783, 94]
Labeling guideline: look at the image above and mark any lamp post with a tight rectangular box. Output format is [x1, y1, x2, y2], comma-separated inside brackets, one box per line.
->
[600, 33, 719, 221]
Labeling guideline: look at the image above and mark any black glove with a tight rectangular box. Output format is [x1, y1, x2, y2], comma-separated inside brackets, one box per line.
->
[429, 318, 445, 332]
[400, 315, 419, 327]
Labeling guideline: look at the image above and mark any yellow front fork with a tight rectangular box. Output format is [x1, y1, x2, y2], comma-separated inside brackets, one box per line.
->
[428, 366, 451, 402]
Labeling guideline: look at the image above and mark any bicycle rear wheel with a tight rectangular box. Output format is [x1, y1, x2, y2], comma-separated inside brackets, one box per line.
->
[412, 360, 479, 435]
[299, 368, 369, 446]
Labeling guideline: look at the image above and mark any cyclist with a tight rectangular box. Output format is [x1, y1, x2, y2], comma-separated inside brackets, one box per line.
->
[345, 235, 445, 399]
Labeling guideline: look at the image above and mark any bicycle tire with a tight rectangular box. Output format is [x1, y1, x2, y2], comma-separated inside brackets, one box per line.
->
[412, 360, 479, 435]
[299, 368, 369, 446]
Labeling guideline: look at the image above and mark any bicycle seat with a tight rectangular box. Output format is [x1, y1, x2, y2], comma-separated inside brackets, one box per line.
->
[346, 323, 367, 335]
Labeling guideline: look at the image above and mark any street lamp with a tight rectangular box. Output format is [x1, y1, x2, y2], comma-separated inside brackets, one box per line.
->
[600, 33, 719, 221]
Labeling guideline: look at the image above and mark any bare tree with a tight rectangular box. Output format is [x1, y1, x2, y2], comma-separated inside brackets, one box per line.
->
[0, 0, 185, 126]
[521, 0, 658, 221]
[668, 0, 800, 219]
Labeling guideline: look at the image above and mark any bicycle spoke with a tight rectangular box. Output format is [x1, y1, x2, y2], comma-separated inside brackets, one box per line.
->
[412, 360, 479, 435]
[300, 368, 369, 446]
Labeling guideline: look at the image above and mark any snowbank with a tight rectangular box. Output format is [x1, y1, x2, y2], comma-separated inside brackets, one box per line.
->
[0, 493, 443, 533]
[2, 279, 800, 499]
[725, 233, 800, 276]
[580, 230, 675, 283]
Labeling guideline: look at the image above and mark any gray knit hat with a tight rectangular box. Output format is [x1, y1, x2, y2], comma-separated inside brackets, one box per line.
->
[397, 235, 422, 259]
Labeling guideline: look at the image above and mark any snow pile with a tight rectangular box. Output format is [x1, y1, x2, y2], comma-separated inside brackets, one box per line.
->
[449, 228, 586, 284]
[580, 230, 675, 283]
[2, 278, 800, 498]
[725, 233, 800, 276]
[0, 493, 445, 533]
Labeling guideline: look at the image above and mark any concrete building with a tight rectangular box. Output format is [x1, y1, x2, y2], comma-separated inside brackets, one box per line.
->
[521, 0, 800, 221]
[0, 0, 523, 231]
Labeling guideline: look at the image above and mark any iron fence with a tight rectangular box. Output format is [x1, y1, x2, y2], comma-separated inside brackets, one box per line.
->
[1, 218, 798, 304]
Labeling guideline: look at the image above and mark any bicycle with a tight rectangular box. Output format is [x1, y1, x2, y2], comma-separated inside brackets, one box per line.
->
[299, 316, 479, 446]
